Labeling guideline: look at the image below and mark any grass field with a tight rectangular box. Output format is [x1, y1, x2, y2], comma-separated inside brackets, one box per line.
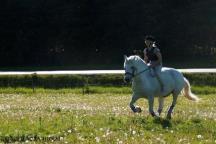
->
[0, 87, 216, 143]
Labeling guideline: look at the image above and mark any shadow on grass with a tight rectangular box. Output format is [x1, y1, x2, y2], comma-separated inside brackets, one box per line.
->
[129, 115, 174, 129]
[153, 118, 172, 128]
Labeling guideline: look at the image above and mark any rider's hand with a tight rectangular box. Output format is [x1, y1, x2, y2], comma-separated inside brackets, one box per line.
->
[147, 63, 153, 68]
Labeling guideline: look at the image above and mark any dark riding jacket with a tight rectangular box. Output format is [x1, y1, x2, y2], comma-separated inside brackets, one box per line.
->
[145, 47, 159, 63]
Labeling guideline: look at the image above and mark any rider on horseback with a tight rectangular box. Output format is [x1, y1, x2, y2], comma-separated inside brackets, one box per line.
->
[143, 35, 164, 92]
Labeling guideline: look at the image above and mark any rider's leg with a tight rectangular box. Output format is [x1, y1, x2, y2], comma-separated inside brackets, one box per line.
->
[153, 66, 164, 92]
[149, 68, 155, 77]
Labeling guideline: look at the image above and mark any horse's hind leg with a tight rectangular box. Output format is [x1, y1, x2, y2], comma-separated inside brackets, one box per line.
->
[166, 91, 180, 119]
[158, 96, 164, 115]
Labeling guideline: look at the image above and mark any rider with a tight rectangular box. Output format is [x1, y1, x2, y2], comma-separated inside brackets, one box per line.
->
[143, 35, 164, 92]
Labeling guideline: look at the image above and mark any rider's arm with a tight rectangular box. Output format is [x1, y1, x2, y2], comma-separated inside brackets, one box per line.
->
[150, 51, 162, 67]
[143, 49, 148, 63]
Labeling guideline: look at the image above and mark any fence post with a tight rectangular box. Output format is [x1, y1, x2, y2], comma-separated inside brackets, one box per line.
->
[86, 76, 89, 94]
[82, 75, 90, 95]
[31, 73, 37, 92]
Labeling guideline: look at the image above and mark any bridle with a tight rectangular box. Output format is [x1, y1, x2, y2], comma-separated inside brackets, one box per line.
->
[125, 67, 150, 78]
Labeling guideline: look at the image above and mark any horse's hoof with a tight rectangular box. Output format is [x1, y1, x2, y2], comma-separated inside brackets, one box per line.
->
[135, 107, 142, 113]
[157, 109, 162, 115]
[154, 114, 160, 119]
[150, 112, 160, 118]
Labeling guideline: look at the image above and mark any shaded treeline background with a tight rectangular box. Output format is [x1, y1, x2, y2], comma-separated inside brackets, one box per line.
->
[0, 0, 216, 69]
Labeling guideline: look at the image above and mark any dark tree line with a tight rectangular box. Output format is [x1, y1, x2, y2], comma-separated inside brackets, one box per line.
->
[0, 0, 216, 67]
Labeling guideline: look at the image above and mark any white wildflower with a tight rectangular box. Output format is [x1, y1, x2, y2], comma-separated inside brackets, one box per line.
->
[124, 133, 128, 137]
[30, 137, 34, 141]
[132, 130, 136, 135]
[60, 137, 64, 141]
[68, 129, 72, 133]
[78, 136, 84, 141]
[100, 128, 103, 131]
[95, 137, 100, 143]
[197, 134, 203, 139]
[156, 138, 161, 141]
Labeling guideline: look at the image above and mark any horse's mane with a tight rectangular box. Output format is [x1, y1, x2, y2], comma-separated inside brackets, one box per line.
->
[128, 55, 146, 64]
[128, 55, 139, 61]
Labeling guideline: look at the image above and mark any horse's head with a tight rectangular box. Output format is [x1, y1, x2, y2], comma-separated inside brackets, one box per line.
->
[124, 55, 136, 83]
[124, 55, 148, 83]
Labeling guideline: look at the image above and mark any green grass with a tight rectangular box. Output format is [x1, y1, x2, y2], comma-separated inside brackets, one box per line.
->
[0, 85, 215, 95]
[0, 87, 215, 143]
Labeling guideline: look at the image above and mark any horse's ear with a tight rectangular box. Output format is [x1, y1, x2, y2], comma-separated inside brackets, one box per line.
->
[124, 55, 128, 61]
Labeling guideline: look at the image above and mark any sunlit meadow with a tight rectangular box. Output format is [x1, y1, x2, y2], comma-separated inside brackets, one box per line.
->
[0, 87, 215, 143]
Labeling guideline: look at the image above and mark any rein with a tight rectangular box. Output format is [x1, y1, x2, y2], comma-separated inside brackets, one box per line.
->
[135, 67, 150, 77]
[125, 67, 150, 78]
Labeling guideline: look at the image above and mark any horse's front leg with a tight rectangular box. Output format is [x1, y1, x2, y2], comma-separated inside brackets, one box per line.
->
[129, 94, 141, 113]
[148, 95, 159, 117]
[158, 96, 164, 115]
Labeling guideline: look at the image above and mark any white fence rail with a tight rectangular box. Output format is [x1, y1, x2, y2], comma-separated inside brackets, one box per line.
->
[0, 69, 216, 75]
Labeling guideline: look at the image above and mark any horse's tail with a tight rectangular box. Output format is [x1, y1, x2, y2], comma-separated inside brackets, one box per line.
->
[182, 77, 199, 101]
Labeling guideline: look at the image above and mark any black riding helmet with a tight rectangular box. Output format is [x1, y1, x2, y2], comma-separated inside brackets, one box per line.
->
[144, 35, 156, 42]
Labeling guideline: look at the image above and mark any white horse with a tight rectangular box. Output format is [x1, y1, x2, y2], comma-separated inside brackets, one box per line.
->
[124, 55, 199, 119]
